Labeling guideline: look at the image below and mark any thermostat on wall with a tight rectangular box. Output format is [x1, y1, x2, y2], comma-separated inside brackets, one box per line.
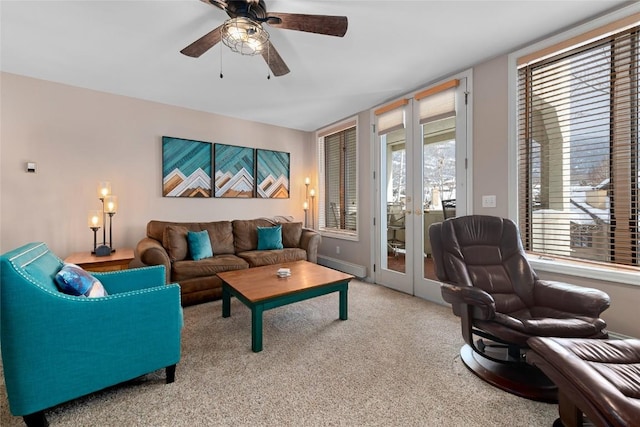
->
[26, 162, 36, 173]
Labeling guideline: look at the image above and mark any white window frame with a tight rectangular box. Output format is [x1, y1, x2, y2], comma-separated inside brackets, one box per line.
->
[507, 4, 640, 287]
[316, 117, 359, 241]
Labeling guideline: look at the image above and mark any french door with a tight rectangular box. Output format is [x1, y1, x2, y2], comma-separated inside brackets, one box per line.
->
[374, 74, 470, 303]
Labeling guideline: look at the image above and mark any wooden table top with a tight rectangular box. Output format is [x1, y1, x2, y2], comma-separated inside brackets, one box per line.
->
[64, 248, 135, 266]
[218, 260, 354, 303]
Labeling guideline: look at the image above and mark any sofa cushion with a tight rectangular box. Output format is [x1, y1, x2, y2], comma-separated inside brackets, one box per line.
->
[187, 230, 213, 260]
[148, 220, 181, 242]
[172, 254, 249, 282]
[200, 221, 235, 255]
[163, 225, 190, 261]
[54, 263, 108, 297]
[280, 222, 302, 248]
[257, 224, 284, 250]
[233, 218, 278, 253]
[237, 248, 307, 268]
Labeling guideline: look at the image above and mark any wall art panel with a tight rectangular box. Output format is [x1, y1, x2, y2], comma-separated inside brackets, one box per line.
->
[256, 149, 290, 199]
[162, 136, 212, 197]
[214, 143, 255, 198]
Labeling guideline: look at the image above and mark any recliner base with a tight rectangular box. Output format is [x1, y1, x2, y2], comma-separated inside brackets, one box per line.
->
[460, 344, 557, 403]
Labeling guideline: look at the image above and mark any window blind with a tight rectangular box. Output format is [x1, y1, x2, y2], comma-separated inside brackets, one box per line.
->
[375, 99, 408, 135]
[415, 79, 459, 124]
[344, 128, 357, 231]
[318, 124, 357, 233]
[517, 25, 639, 267]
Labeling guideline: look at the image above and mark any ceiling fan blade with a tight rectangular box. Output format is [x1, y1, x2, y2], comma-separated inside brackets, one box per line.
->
[261, 41, 290, 76]
[198, 0, 228, 11]
[180, 25, 223, 58]
[267, 13, 347, 37]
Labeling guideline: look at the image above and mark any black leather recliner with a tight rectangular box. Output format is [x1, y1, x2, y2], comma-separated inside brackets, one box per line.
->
[429, 215, 610, 402]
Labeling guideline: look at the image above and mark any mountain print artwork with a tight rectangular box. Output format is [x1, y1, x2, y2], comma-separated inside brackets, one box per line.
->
[257, 149, 290, 199]
[214, 144, 255, 198]
[162, 136, 212, 197]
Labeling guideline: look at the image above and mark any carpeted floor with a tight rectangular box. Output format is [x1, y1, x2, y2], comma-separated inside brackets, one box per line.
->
[1, 280, 558, 426]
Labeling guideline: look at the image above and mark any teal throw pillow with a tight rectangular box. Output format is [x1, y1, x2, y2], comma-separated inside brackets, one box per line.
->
[55, 263, 108, 297]
[257, 224, 284, 250]
[187, 230, 213, 260]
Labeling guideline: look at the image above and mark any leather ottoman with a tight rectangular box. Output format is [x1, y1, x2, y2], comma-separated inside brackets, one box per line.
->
[527, 337, 640, 427]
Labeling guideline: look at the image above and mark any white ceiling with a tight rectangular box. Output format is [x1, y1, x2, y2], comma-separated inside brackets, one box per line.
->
[1, 1, 633, 131]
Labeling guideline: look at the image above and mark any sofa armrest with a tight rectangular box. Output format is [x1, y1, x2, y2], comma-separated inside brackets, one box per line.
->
[299, 228, 321, 263]
[534, 280, 610, 317]
[136, 237, 171, 283]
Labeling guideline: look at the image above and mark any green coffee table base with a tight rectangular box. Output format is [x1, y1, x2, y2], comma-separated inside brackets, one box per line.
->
[222, 281, 349, 352]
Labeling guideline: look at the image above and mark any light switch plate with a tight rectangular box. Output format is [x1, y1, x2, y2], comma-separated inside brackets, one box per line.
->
[482, 195, 497, 208]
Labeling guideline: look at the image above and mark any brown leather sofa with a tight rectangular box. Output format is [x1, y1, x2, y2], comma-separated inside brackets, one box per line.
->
[527, 337, 640, 427]
[133, 217, 321, 305]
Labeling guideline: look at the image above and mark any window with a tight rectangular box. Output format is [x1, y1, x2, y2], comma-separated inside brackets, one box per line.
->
[517, 24, 639, 268]
[317, 119, 358, 238]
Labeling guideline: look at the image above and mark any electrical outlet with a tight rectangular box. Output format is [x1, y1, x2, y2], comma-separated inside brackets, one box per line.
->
[482, 195, 497, 208]
[336, 246, 340, 254]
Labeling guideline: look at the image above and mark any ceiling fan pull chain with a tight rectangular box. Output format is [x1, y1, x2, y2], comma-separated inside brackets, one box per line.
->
[267, 43, 271, 80]
[219, 32, 224, 79]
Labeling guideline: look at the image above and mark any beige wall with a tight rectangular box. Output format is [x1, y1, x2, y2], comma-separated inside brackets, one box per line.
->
[2, 55, 637, 338]
[0, 72, 313, 258]
[473, 55, 510, 217]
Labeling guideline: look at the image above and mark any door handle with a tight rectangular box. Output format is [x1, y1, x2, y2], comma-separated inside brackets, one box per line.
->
[414, 209, 422, 216]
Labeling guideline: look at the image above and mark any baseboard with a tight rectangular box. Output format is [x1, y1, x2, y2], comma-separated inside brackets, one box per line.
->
[317, 255, 367, 278]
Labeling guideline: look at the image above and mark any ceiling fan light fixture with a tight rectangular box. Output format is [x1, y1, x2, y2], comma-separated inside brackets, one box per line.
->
[221, 17, 269, 56]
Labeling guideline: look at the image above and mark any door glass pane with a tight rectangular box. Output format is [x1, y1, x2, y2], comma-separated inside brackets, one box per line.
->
[422, 116, 456, 280]
[384, 128, 406, 273]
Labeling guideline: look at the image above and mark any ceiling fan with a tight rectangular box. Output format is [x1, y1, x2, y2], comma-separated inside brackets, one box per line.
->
[181, 0, 348, 77]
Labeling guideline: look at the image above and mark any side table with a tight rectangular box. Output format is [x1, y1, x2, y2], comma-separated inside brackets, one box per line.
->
[64, 248, 135, 272]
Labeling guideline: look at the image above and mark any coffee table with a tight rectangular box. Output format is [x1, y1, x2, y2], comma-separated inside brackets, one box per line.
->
[218, 260, 354, 352]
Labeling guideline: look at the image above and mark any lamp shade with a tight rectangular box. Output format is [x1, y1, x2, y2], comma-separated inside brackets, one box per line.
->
[104, 195, 118, 214]
[88, 210, 103, 228]
[98, 181, 111, 198]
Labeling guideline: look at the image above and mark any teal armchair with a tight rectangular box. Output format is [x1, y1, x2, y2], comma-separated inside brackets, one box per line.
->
[0, 242, 183, 427]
